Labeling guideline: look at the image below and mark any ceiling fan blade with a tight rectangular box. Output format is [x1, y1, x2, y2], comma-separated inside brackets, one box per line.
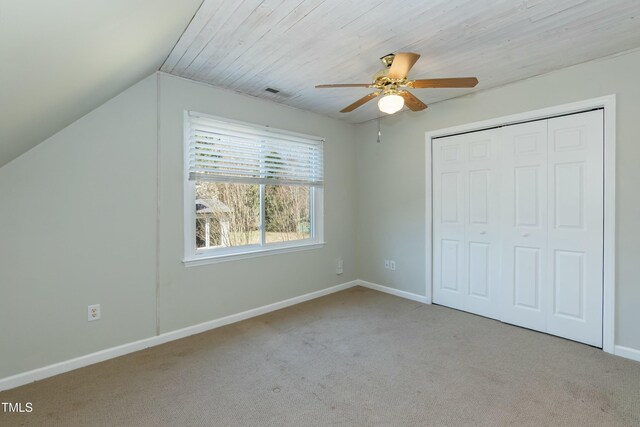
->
[315, 84, 371, 88]
[409, 77, 478, 88]
[388, 52, 421, 80]
[399, 91, 427, 111]
[340, 92, 380, 113]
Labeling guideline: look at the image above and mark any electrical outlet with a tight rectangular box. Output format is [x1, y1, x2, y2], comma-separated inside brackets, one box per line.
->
[384, 259, 390, 269]
[336, 257, 344, 275]
[88, 304, 101, 321]
[390, 260, 396, 271]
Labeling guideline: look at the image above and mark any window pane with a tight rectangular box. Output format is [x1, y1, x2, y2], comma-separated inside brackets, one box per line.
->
[265, 185, 311, 243]
[195, 182, 260, 249]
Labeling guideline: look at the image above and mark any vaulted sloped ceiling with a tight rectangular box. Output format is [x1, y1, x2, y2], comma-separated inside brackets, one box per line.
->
[162, 0, 640, 124]
[3, 1, 640, 168]
[0, 0, 202, 167]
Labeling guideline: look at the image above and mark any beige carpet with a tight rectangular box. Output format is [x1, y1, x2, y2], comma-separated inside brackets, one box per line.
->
[1, 286, 639, 426]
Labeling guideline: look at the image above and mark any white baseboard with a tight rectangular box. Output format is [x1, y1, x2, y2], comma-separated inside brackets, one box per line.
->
[5, 278, 632, 392]
[358, 280, 430, 304]
[358, 281, 640, 364]
[0, 280, 359, 392]
[614, 345, 640, 363]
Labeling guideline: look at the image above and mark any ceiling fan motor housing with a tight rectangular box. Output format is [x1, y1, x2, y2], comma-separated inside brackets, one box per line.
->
[380, 53, 395, 68]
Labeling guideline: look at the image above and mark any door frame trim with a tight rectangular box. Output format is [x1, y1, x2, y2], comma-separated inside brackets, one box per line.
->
[425, 95, 616, 354]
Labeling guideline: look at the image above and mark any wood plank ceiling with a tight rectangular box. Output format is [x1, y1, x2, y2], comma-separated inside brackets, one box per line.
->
[162, 0, 640, 123]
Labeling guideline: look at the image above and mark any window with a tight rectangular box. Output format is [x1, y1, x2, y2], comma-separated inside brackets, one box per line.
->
[184, 112, 324, 264]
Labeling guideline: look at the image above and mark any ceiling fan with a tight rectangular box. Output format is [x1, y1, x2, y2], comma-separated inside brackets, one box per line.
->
[315, 52, 478, 115]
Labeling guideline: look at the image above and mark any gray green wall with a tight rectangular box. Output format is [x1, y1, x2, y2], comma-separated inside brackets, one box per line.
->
[0, 73, 357, 379]
[354, 49, 640, 350]
[0, 75, 158, 378]
[156, 73, 358, 333]
[2, 48, 640, 381]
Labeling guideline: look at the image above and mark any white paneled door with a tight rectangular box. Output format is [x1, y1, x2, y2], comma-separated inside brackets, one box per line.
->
[546, 111, 603, 346]
[433, 129, 501, 319]
[432, 110, 604, 347]
[500, 120, 549, 332]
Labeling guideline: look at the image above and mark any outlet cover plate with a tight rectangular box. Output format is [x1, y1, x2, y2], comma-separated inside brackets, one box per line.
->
[88, 304, 101, 321]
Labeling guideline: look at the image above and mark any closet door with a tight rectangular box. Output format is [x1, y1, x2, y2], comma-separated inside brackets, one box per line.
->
[432, 110, 604, 347]
[500, 121, 548, 331]
[546, 111, 603, 347]
[433, 129, 501, 319]
[433, 135, 467, 312]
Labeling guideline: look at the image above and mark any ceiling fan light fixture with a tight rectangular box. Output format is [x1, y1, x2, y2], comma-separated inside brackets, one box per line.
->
[378, 93, 404, 114]
[316, 52, 475, 114]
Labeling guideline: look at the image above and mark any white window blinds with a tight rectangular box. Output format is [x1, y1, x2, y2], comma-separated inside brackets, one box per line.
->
[187, 112, 324, 187]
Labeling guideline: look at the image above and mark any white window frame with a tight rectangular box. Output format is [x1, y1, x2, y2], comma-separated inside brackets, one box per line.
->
[183, 112, 325, 266]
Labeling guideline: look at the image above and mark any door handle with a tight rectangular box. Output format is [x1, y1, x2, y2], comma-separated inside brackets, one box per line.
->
[521, 232, 530, 237]
[479, 231, 487, 235]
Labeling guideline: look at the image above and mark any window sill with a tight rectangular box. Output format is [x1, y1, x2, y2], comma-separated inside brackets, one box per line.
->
[183, 242, 326, 267]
